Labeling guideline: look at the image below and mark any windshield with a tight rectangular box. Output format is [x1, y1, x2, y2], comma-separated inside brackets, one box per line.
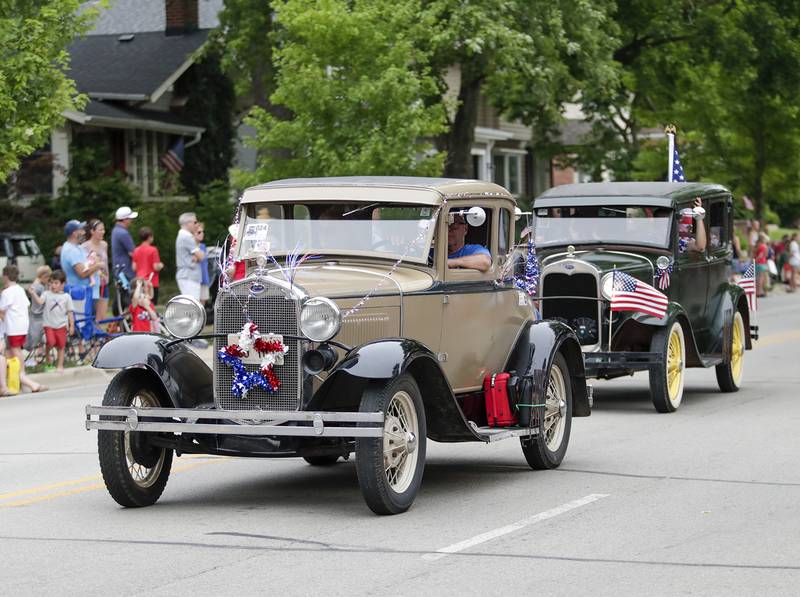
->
[533, 205, 673, 248]
[237, 202, 437, 262]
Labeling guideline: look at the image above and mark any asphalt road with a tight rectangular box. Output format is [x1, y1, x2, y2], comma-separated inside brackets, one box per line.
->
[2, 292, 799, 596]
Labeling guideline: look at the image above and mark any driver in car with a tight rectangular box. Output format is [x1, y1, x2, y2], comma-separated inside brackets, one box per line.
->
[447, 214, 491, 272]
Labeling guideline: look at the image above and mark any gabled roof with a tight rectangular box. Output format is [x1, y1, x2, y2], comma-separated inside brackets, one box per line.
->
[68, 30, 209, 102]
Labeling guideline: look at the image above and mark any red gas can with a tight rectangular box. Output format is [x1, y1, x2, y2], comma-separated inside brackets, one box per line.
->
[484, 373, 518, 427]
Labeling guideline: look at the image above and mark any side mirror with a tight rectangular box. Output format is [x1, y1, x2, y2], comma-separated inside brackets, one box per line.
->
[466, 206, 486, 227]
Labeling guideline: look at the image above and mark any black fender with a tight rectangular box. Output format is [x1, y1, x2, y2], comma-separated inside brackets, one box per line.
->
[505, 320, 590, 417]
[93, 334, 213, 408]
[624, 302, 704, 367]
[307, 338, 481, 442]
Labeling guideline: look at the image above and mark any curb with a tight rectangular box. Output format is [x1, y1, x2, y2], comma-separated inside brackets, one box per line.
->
[27, 365, 115, 392]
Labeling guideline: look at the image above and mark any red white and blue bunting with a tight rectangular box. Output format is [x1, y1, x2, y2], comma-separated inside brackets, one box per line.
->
[218, 322, 288, 398]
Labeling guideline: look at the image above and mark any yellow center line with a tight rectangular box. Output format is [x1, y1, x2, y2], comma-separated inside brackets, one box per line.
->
[0, 458, 224, 509]
[754, 329, 800, 348]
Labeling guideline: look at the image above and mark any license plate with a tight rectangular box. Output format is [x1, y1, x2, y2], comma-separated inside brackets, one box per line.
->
[227, 334, 286, 366]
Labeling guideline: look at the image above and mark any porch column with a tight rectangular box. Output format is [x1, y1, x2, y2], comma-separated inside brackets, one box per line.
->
[51, 126, 71, 197]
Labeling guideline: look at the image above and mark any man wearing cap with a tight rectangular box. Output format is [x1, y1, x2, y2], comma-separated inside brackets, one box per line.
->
[61, 220, 102, 289]
[447, 213, 492, 272]
[111, 206, 138, 280]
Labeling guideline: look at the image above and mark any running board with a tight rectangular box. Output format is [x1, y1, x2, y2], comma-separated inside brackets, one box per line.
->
[468, 421, 539, 442]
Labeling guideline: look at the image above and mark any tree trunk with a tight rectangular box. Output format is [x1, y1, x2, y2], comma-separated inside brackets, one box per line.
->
[442, 63, 484, 178]
[753, 127, 766, 223]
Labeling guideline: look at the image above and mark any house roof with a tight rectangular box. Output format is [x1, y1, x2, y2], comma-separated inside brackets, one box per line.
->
[64, 100, 204, 135]
[83, 0, 223, 35]
[68, 30, 210, 101]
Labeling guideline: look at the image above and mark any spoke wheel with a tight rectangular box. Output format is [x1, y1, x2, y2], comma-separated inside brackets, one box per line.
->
[356, 374, 426, 515]
[98, 373, 173, 507]
[521, 351, 572, 470]
[716, 311, 745, 392]
[649, 321, 686, 413]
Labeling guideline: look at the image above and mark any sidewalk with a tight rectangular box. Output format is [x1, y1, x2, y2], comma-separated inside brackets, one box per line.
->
[19, 341, 215, 394]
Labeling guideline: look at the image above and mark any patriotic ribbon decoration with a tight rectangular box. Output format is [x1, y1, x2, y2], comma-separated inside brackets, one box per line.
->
[218, 322, 289, 398]
[656, 259, 673, 290]
[514, 237, 540, 297]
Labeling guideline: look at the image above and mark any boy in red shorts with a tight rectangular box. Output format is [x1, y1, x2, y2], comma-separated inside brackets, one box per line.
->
[30, 270, 75, 372]
[0, 265, 46, 391]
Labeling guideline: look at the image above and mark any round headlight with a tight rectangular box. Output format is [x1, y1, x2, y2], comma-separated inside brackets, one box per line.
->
[600, 273, 614, 300]
[299, 297, 341, 342]
[163, 295, 206, 339]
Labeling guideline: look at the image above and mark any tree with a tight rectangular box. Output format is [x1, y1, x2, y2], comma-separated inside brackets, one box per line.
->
[424, 0, 620, 178]
[0, 0, 97, 179]
[241, 0, 448, 182]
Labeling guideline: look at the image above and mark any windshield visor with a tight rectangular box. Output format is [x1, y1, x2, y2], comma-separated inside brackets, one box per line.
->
[534, 205, 673, 249]
[236, 202, 437, 262]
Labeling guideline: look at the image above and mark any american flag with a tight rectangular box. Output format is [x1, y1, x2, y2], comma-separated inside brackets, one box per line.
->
[737, 261, 757, 313]
[670, 147, 686, 182]
[611, 270, 668, 319]
[161, 138, 185, 174]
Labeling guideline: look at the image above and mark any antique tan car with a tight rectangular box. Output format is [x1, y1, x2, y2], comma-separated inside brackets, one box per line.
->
[86, 177, 590, 514]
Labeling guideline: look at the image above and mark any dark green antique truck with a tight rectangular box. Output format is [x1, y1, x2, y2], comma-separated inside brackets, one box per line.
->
[531, 182, 757, 413]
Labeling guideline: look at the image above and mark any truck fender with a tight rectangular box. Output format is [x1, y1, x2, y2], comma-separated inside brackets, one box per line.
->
[93, 334, 213, 408]
[309, 339, 483, 442]
[505, 320, 590, 417]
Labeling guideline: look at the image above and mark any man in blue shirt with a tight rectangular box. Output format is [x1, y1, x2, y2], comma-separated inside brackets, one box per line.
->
[111, 206, 137, 279]
[447, 213, 491, 272]
[61, 220, 102, 290]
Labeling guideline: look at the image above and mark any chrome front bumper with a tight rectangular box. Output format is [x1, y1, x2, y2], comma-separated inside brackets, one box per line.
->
[85, 406, 384, 438]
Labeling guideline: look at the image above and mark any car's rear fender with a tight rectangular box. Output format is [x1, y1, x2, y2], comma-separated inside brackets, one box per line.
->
[309, 339, 482, 442]
[505, 320, 590, 417]
[93, 334, 213, 408]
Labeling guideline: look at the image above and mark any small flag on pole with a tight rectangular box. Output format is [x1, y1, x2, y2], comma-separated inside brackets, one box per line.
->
[161, 138, 185, 174]
[742, 195, 754, 211]
[611, 270, 668, 319]
[737, 261, 757, 313]
[671, 147, 686, 182]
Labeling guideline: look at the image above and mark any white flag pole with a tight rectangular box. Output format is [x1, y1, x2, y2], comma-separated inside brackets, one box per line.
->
[665, 125, 676, 182]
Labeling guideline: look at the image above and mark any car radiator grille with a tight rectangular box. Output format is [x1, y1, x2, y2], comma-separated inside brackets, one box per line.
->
[542, 272, 599, 346]
[214, 282, 301, 411]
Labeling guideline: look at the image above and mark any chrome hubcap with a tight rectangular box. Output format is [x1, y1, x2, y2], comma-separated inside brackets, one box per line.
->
[124, 390, 165, 488]
[383, 390, 419, 493]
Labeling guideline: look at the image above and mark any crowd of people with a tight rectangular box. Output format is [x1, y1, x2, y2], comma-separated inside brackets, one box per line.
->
[0, 206, 214, 396]
[735, 221, 800, 297]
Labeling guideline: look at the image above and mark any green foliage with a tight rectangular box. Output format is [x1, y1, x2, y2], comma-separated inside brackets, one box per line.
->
[241, 0, 448, 182]
[0, 0, 98, 179]
[177, 52, 237, 195]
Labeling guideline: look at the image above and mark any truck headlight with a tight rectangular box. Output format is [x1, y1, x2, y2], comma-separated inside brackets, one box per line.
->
[299, 297, 341, 342]
[163, 295, 206, 338]
[600, 273, 614, 300]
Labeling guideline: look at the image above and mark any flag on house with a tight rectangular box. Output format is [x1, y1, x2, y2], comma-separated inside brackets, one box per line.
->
[737, 261, 757, 313]
[161, 138, 185, 174]
[611, 270, 668, 319]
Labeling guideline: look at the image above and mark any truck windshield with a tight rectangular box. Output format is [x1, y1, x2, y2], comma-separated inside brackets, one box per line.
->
[533, 205, 672, 248]
[237, 202, 437, 262]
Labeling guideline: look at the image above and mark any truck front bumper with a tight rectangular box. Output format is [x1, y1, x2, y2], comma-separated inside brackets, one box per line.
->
[85, 406, 384, 438]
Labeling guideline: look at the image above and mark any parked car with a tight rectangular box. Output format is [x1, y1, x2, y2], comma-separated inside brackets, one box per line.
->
[86, 177, 590, 514]
[531, 182, 757, 413]
[0, 233, 45, 282]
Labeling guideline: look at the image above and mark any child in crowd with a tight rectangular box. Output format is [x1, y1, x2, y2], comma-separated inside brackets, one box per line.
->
[130, 277, 159, 333]
[131, 227, 164, 305]
[0, 265, 46, 392]
[25, 265, 52, 363]
[29, 270, 75, 372]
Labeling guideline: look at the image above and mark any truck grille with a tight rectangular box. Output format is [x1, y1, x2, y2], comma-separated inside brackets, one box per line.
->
[214, 280, 302, 411]
[542, 272, 600, 346]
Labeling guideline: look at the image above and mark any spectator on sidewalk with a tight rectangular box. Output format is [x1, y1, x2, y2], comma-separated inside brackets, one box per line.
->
[789, 233, 800, 293]
[195, 222, 210, 305]
[50, 245, 62, 272]
[24, 265, 51, 356]
[29, 270, 74, 372]
[0, 265, 46, 392]
[130, 278, 159, 333]
[61, 220, 102, 292]
[111, 206, 137, 281]
[175, 212, 204, 300]
[132, 227, 164, 304]
[82, 219, 110, 321]
[755, 233, 770, 297]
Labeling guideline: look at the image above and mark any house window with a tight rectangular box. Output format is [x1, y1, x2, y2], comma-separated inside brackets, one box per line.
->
[126, 130, 171, 197]
[492, 151, 524, 195]
[471, 150, 487, 181]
